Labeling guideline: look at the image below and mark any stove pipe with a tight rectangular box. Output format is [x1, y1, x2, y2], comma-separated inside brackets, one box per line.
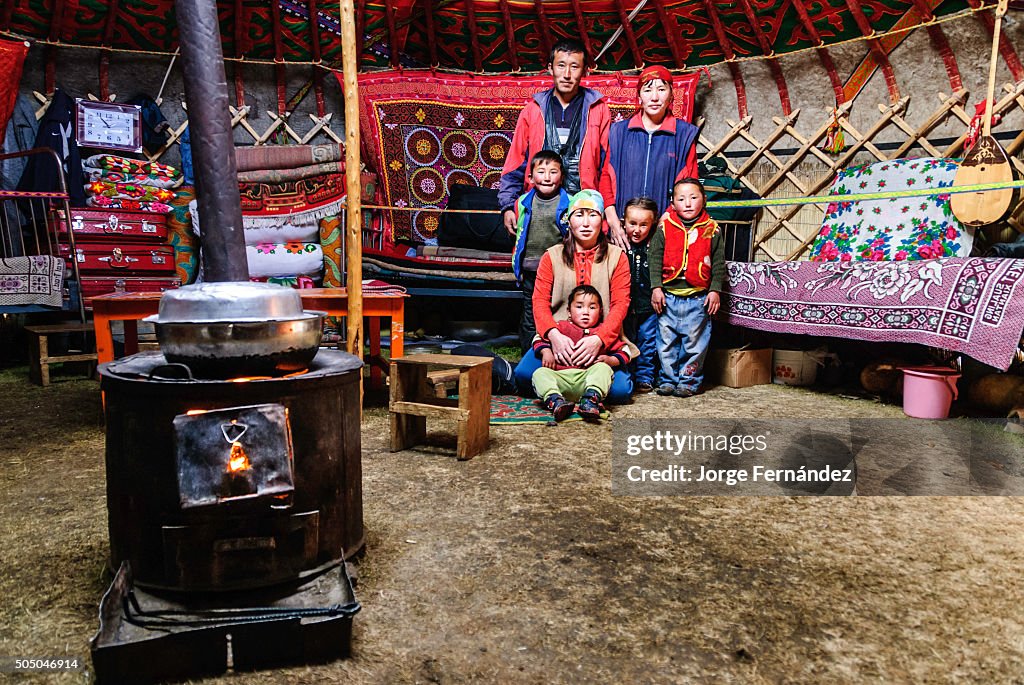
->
[174, 0, 249, 282]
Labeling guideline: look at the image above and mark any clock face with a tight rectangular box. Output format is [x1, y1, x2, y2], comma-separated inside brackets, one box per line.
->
[76, 100, 143, 153]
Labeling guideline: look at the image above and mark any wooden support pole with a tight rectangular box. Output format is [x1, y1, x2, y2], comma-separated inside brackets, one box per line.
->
[532, 0, 552, 65]
[464, 0, 484, 73]
[497, 0, 520, 72]
[422, 0, 439, 67]
[339, 0, 363, 402]
[652, 0, 687, 70]
[789, 0, 844, 104]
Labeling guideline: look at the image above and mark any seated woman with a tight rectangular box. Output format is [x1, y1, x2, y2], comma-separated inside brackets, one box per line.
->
[514, 189, 636, 404]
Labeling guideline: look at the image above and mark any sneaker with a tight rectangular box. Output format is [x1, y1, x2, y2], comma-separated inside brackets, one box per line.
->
[544, 394, 574, 422]
[635, 382, 654, 394]
[577, 391, 603, 422]
[656, 383, 675, 396]
[673, 385, 697, 398]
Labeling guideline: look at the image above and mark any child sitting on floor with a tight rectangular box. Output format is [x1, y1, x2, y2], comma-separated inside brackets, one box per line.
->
[649, 178, 724, 397]
[531, 285, 632, 422]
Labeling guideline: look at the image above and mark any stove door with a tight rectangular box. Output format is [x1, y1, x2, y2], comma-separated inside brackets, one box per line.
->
[174, 403, 294, 509]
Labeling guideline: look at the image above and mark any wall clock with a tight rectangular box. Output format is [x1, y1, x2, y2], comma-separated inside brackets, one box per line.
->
[75, 99, 143, 153]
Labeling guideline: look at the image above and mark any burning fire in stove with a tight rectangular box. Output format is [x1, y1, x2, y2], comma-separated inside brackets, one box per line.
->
[227, 441, 251, 473]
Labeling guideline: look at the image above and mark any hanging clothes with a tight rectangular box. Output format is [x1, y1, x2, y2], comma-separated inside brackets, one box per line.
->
[0, 94, 39, 189]
[17, 89, 85, 207]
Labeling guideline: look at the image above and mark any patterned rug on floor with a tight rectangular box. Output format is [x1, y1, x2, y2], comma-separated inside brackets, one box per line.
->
[490, 394, 609, 425]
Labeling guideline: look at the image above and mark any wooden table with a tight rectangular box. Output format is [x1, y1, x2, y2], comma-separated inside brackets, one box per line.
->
[91, 288, 406, 384]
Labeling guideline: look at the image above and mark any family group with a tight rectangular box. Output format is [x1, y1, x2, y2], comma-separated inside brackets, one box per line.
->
[496, 39, 725, 423]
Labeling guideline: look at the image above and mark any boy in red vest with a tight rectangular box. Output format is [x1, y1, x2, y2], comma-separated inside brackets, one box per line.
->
[649, 178, 724, 397]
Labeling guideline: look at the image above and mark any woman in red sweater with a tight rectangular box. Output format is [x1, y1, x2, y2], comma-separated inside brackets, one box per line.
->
[514, 189, 635, 403]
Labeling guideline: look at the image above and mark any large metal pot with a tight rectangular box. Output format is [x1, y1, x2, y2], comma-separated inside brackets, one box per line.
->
[143, 282, 326, 377]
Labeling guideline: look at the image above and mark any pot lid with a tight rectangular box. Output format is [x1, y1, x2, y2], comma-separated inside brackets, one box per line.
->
[145, 282, 306, 323]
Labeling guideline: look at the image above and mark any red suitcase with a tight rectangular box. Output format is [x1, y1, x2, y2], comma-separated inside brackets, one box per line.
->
[54, 208, 169, 242]
[79, 275, 181, 309]
[60, 243, 177, 275]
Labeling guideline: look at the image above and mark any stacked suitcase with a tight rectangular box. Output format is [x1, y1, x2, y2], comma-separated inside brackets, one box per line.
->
[55, 209, 181, 308]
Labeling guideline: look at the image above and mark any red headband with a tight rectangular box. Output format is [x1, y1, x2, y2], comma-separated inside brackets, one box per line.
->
[637, 65, 673, 93]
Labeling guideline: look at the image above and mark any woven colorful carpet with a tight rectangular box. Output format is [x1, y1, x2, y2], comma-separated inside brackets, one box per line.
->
[353, 71, 700, 244]
[723, 258, 1024, 371]
[490, 394, 610, 425]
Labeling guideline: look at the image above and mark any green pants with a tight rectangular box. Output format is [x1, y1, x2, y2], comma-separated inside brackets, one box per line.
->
[531, 362, 613, 403]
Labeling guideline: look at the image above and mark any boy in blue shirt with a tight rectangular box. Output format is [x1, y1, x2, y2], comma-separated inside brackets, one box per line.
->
[508, 150, 571, 354]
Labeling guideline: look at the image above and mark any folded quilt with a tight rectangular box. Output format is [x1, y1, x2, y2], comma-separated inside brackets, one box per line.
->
[84, 167, 183, 189]
[235, 144, 343, 172]
[0, 256, 64, 307]
[85, 180, 177, 203]
[86, 196, 172, 214]
[238, 161, 344, 184]
[246, 242, 323, 278]
[84, 154, 182, 180]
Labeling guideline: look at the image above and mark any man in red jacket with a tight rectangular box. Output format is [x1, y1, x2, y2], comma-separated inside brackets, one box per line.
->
[498, 39, 616, 235]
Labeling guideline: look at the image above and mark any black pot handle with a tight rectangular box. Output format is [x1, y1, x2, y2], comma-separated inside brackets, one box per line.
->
[147, 363, 195, 381]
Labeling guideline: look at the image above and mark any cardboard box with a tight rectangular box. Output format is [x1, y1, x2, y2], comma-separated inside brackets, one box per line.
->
[706, 347, 773, 388]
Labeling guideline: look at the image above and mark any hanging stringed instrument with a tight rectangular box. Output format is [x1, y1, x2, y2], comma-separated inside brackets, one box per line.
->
[950, 0, 1017, 227]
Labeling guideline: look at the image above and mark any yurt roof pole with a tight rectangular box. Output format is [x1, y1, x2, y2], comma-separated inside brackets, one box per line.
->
[339, 0, 363, 381]
[789, 0, 845, 104]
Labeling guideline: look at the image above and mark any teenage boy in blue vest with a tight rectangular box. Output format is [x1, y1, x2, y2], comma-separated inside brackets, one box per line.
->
[649, 178, 724, 398]
[509, 150, 571, 354]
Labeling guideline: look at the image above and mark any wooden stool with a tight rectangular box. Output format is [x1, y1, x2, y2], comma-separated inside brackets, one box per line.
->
[390, 354, 492, 460]
[25, 322, 98, 387]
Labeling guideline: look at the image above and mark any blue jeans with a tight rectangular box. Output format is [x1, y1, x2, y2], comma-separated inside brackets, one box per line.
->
[515, 351, 634, 404]
[628, 312, 659, 386]
[657, 292, 711, 391]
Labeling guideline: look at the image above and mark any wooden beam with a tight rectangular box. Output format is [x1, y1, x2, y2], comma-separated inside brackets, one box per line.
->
[532, 0, 552, 65]
[964, 0, 1024, 82]
[736, 0, 791, 114]
[841, 0, 900, 102]
[497, 0, 520, 71]
[652, 0, 688, 70]
[270, 0, 286, 115]
[383, 0, 400, 69]
[308, 0, 326, 116]
[568, 0, 596, 68]
[339, 0, 364, 405]
[233, 0, 246, 107]
[701, 0, 748, 117]
[464, 0, 484, 72]
[612, 0, 644, 68]
[789, 0, 844, 103]
[356, 0, 367, 68]
[421, 0, 440, 67]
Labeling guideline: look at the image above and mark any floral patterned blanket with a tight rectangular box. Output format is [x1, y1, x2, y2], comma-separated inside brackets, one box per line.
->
[723, 258, 1024, 370]
[809, 158, 973, 262]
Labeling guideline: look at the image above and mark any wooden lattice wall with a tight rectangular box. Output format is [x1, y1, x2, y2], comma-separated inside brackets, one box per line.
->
[697, 79, 1024, 261]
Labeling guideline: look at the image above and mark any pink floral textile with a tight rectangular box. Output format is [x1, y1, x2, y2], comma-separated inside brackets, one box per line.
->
[809, 158, 973, 262]
[723, 258, 1024, 370]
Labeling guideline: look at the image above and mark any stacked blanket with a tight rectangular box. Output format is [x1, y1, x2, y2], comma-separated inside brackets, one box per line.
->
[236, 152, 350, 283]
[82, 154, 183, 214]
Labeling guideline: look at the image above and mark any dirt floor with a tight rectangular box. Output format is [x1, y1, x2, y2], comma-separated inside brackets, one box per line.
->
[2, 365, 1024, 684]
